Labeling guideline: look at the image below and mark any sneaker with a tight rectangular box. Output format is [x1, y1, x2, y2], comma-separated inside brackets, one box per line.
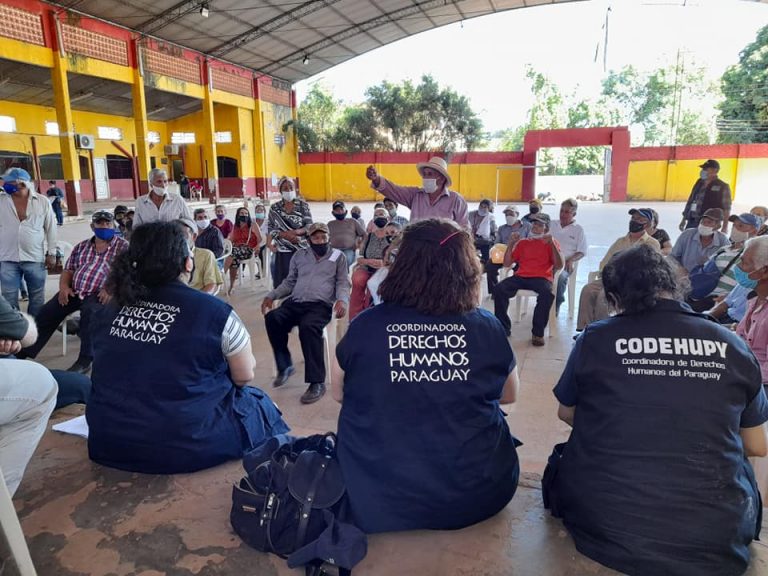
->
[272, 365, 295, 388]
[67, 359, 92, 374]
[300, 382, 326, 404]
[531, 335, 546, 347]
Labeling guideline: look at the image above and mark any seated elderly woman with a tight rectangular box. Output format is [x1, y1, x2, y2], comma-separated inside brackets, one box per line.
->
[349, 206, 392, 320]
[86, 222, 288, 474]
[544, 243, 768, 576]
[332, 218, 521, 533]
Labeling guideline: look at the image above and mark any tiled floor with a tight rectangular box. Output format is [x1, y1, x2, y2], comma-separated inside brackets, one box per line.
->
[10, 199, 768, 575]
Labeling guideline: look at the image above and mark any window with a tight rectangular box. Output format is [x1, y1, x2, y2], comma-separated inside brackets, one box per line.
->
[97, 126, 123, 140]
[147, 131, 160, 144]
[217, 156, 238, 178]
[106, 154, 133, 179]
[0, 116, 16, 133]
[171, 132, 195, 144]
[79, 156, 91, 180]
[0, 151, 32, 174]
[39, 154, 63, 180]
[45, 121, 60, 136]
[215, 131, 232, 144]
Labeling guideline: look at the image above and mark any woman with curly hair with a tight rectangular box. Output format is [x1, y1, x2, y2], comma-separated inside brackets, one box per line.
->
[225, 206, 261, 295]
[543, 243, 768, 576]
[86, 222, 288, 474]
[331, 218, 521, 533]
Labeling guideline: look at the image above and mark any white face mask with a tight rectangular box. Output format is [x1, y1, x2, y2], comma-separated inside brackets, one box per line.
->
[505, 215, 518, 226]
[730, 228, 749, 243]
[196, 218, 210, 230]
[282, 190, 296, 202]
[152, 185, 168, 196]
[698, 223, 715, 237]
[422, 178, 438, 194]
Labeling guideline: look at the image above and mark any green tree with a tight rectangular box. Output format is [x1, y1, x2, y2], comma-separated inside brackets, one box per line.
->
[332, 106, 380, 153]
[718, 24, 768, 143]
[293, 83, 341, 152]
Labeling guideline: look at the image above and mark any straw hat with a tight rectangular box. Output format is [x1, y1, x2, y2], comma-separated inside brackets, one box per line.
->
[416, 157, 452, 187]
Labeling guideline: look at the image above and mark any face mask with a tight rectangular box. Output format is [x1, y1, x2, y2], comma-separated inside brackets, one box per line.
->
[505, 215, 518, 226]
[282, 190, 296, 202]
[374, 217, 388, 228]
[237, 215, 250, 225]
[733, 264, 759, 289]
[216, 213, 225, 220]
[422, 178, 438, 194]
[529, 206, 540, 214]
[629, 221, 646, 234]
[697, 223, 715, 237]
[94, 228, 115, 241]
[351, 213, 361, 220]
[152, 185, 168, 196]
[196, 218, 210, 230]
[3, 182, 18, 194]
[254, 211, 266, 220]
[333, 212, 346, 221]
[478, 208, 489, 217]
[310, 242, 329, 257]
[387, 208, 397, 218]
[529, 232, 544, 239]
[730, 228, 749, 244]
[700, 170, 708, 180]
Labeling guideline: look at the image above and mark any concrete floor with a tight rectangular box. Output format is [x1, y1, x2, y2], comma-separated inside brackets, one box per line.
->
[11, 198, 768, 575]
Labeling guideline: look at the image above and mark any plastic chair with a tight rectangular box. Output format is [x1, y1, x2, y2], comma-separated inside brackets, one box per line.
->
[0, 465, 37, 575]
[55, 240, 76, 356]
[567, 260, 579, 319]
[510, 269, 561, 337]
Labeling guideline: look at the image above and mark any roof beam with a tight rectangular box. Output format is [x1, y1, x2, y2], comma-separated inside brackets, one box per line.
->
[262, 0, 466, 74]
[209, 0, 343, 58]
[138, 0, 209, 36]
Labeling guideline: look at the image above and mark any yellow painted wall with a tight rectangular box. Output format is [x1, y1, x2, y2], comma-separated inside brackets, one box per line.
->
[260, 101, 298, 185]
[732, 158, 768, 209]
[298, 161, 524, 202]
[237, 107, 255, 177]
[628, 158, 740, 202]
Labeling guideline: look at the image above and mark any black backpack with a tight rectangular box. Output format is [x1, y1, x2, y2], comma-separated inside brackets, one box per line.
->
[230, 433, 367, 576]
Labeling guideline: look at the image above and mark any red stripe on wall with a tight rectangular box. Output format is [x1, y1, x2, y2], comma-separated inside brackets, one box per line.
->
[627, 144, 768, 162]
[298, 151, 525, 165]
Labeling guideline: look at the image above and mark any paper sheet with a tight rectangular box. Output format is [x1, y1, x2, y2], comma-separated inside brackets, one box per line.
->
[52, 415, 89, 439]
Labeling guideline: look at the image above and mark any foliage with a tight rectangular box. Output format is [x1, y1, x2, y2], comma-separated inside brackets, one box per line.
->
[718, 24, 768, 143]
[293, 83, 341, 152]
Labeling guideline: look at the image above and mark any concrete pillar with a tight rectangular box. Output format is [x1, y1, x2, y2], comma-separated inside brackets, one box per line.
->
[252, 84, 268, 199]
[131, 40, 151, 195]
[201, 61, 219, 203]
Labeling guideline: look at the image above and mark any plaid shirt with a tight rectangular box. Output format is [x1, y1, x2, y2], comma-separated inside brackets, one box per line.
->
[66, 236, 128, 296]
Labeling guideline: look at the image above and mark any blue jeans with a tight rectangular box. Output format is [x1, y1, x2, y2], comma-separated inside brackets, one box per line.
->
[0, 261, 47, 317]
[341, 249, 355, 270]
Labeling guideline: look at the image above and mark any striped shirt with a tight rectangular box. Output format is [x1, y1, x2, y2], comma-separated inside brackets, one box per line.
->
[221, 310, 250, 357]
[268, 199, 313, 252]
[711, 246, 744, 296]
[66, 236, 128, 296]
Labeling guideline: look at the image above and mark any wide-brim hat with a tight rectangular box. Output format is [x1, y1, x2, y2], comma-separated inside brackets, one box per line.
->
[416, 157, 452, 187]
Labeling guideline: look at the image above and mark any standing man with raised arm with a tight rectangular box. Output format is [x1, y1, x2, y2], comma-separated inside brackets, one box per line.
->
[365, 157, 469, 228]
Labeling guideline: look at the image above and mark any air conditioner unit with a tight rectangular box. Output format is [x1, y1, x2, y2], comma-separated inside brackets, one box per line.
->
[164, 144, 180, 155]
[74, 134, 95, 150]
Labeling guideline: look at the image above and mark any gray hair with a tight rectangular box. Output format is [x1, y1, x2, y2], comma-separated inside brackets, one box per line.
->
[148, 168, 167, 182]
[745, 235, 768, 268]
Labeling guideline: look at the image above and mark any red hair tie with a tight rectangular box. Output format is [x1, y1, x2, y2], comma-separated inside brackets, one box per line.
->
[439, 231, 462, 246]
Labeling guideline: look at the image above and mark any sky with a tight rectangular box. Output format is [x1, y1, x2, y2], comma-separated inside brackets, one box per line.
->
[294, 0, 768, 133]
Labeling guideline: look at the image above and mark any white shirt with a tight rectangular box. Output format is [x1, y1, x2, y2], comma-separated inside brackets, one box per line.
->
[133, 191, 192, 227]
[550, 220, 587, 261]
[0, 190, 57, 262]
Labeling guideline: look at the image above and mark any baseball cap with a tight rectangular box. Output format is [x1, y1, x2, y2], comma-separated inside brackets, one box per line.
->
[503, 205, 519, 215]
[628, 208, 654, 222]
[728, 213, 761, 229]
[2, 167, 31, 182]
[702, 208, 724, 222]
[528, 213, 550, 225]
[529, 198, 543, 207]
[332, 201, 346, 210]
[699, 159, 720, 170]
[114, 205, 128, 215]
[308, 222, 329, 236]
[91, 210, 114, 223]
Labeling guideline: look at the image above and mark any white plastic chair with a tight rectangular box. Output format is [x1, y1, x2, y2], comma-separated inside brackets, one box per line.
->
[267, 301, 335, 380]
[55, 240, 76, 356]
[0, 465, 37, 575]
[567, 260, 579, 319]
[510, 269, 561, 337]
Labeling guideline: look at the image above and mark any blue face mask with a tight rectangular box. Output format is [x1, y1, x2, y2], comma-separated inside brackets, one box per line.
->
[700, 170, 708, 180]
[732, 264, 759, 289]
[94, 228, 116, 241]
[3, 182, 18, 194]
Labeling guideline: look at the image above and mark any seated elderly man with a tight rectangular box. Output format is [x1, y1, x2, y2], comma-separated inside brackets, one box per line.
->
[18, 210, 128, 374]
[550, 198, 587, 316]
[670, 208, 729, 276]
[485, 206, 531, 295]
[193, 208, 224, 258]
[469, 199, 497, 264]
[493, 213, 563, 346]
[262, 223, 350, 404]
[178, 219, 223, 295]
[576, 208, 660, 331]
[383, 197, 409, 228]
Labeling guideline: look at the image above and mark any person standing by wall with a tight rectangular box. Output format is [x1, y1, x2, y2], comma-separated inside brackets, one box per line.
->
[46, 180, 65, 226]
[680, 159, 732, 234]
[328, 200, 365, 270]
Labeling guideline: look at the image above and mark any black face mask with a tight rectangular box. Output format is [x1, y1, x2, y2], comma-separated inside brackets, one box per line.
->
[629, 221, 646, 233]
[351, 213, 361, 220]
[529, 206, 540, 214]
[310, 242, 330, 257]
[333, 212, 347, 221]
[237, 215, 250, 225]
[374, 217, 388, 228]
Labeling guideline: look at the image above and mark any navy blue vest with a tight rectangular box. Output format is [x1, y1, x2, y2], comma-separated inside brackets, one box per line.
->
[87, 281, 287, 473]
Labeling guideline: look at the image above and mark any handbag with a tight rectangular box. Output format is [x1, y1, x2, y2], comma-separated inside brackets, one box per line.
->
[688, 248, 741, 300]
[231, 433, 367, 576]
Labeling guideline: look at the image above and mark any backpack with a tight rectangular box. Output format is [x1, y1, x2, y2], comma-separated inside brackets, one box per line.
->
[688, 248, 741, 300]
[230, 433, 367, 576]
